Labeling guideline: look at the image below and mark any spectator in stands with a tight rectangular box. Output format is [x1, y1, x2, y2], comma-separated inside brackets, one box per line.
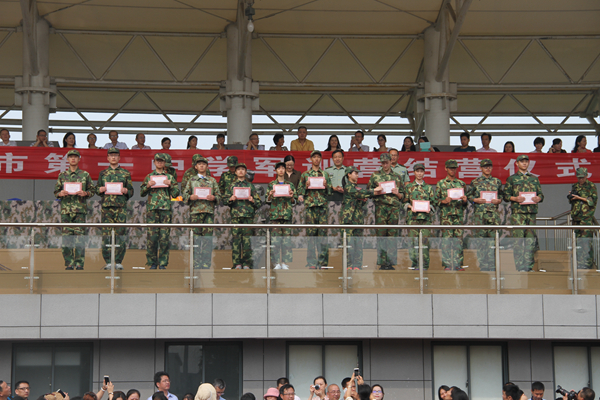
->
[0, 128, 16, 146]
[0, 381, 11, 400]
[325, 135, 341, 151]
[419, 136, 439, 152]
[454, 132, 476, 152]
[244, 133, 264, 150]
[63, 132, 76, 148]
[213, 379, 226, 400]
[327, 385, 341, 400]
[111, 392, 127, 400]
[503, 385, 523, 400]
[438, 386, 450, 400]
[357, 385, 371, 400]
[375, 134, 388, 152]
[448, 388, 469, 400]
[308, 376, 327, 400]
[103, 130, 129, 150]
[126, 390, 140, 400]
[212, 133, 228, 150]
[572, 134, 592, 153]
[147, 372, 177, 400]
[86, 133, 99, 149]
[477, 132, 496, 152]
[279, 385, 297, 400]
[195, 384, 216, 400]
[574, 388, 595, 400]
[14, 381, 30, 400]
[187, 135, 198, 150]
[31, 129, 54, 147]
[349, 130, 369, 152]
[291, 126, 314, 151]
[401, 136, 416, 152]
[503, 141, 515, 153]
[270, 133, 288, 151]
[529, 382, 545, 400]
[531, 137, 545, 153]
[548, 138, 566, 153]
[284, 154, 301, 189]
[371, 385, 384, 400]
[132, 133, 151, 149]
[161, 137, 171, 150]
[263, 388, 279, 400]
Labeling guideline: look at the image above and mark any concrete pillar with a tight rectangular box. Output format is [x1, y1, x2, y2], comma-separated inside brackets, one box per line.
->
[221, 21, 258, 146]
[423, 26, 451, 145]
[19, 15, 52, 140]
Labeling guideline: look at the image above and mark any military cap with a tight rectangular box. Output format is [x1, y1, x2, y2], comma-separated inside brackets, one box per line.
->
[107, 147, 120, 155]
[275, 162, 286, 170]
[163, 153, 172, 166]
[445, 159, 458, 168]
[413, 163, 425, 171]
[154, 153, 166, 161]
[380, 153, 391, 162]
[227, 156, 238, 167]
[480, 158, 493, 167]
[311, 150, 322, 157]
[516, 154, 529, 162]
[235, 163, 247, 170]
[193, 154, 208, 165]
[246, 170, 255, 182]
[576, 167, 588, 178]
[345, 166, 361, 174]
[66, 149, 80, 157]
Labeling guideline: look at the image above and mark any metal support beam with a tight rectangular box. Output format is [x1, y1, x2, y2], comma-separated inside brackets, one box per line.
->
[436, 0, 473, 81]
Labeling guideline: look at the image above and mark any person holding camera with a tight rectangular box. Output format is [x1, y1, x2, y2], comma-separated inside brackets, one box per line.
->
[308, 377, 327, 400]
[569, 167, 598, 269]
[558, 386, 595, 400]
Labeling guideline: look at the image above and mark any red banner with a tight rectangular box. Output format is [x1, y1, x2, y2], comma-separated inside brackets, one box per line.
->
[0, 148, 596, 184]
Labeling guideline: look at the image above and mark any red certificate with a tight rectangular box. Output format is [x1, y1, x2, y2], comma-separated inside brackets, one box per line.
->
[447, 187, 464, 200]
[152, 175, 168, 188]
[412, 200, 430, 213]
[379, 180, 396, 194]
[234, 187, 251, 199]
[480, 191, 497, 203]
[64, 182, 82, 194]
[520, 192, 537, 205]
[308, 176, 326, 189]
[194, 187, 211, 199]
[274, 184, 291, 197]
[105, 182, 123, 195]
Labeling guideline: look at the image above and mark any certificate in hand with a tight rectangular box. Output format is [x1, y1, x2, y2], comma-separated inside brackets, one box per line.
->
[308, 176, 326, 189]
[194, 187, 211, 199]
[379, 180, 396, 194]
[64, 182, 82, 194]
[152, 175, 168, 188]
[412, 200, 430, 213]
[274, 184, 291, 197]
[105, 182, 123, 195]
[520, 191, 537, 205]
[234, 187, 251, 199]
[480, 191, 497, 203]
[447, 187, 464, 200]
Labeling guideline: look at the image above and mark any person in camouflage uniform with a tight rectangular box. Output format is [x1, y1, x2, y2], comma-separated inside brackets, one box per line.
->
[97, 147, 134, 270]
[181, 154, 212, 195]
[53, 149, 95, 270]
[436, 159, 468, 270]
[467, 159, 504, 271]
[503, 154, 544, 271]
[226, 163, 262, 268]
[298, 150, 333, 269]
[389, 148, 410, 184]
[182, 154, 220, 269]
[342, 166, 382, 270]
[141, 153, 179, 269]
[569, 167, 598, 269]
[368, 153, 405, 270]
[403, 163, 437, 270]
[266, 162, 297, 269]
[218, 156, 238, 196]
[162, 153, 179, 190]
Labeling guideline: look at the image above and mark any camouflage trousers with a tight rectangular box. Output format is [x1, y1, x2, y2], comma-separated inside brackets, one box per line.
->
[101, 207, 127, 264]
[472, 212, 500, 271]
[574, 217, 595, 269]
[146, 209, 172, 267]
[374, 206, 400, 267]
[511, 212, 537, 271]
[440, 214, 464, 269]
[407, 218, 431, 270]
[191, 213, 214, 269]
[305, 206, 329, 267]
[344, 228, 364, 269]
[270, 219, 293, 265]
[61, 213, 86, 267]
[232, 216, 254, 268]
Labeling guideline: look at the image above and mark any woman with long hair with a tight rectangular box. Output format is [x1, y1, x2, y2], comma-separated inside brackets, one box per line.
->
[161, 137, 171, 150]
[87, 133, 99, 149]
[503, 141, 515, 153]
[325, 135, 341, 151]
[283, 154, 301, 189]
[375, 134, 388, 152]
[372, 384, 385, 400]
[187, 135, 198, 150]
[63, 132, 76, 148]
[572, 135, 592, 153]
[401, 136, 416, 152]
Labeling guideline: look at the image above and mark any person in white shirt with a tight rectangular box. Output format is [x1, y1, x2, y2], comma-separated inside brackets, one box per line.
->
[349, 130, 369, 152]
[132, 133, 151, 149]
[103, 130, 129, 150]
[147, 372, 178, 400]
[477, 132, 497, 152]
[0, 128, 16, 146]
[243, 133, 265, 150]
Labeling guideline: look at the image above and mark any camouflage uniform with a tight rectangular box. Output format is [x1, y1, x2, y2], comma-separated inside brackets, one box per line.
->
[503, 155, 544, 271]
[570, 168, 598, 269]
[403, 165, 437, 270]
[341, 166, 378, 269]
[368, 154, 405, 269]
[298, 155, 333, 268]
[267, 179, 297, 266]
[53, 156, 95, 269]
[97, 157, 134, 265]
[391, 163, 410, 184]
[182, 156, 220, 269]
[181, 158, 212, 195]
[163, 153, 179, 190]
[436, 160, 467, 270]
[226, 170, 262, 268]
[466, 159, 503, 271]
[141, 159, 179, 268]
[218, 156, 238, 196]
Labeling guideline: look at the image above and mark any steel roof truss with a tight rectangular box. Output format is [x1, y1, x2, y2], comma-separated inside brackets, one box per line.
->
[259, 37, 300, 82]
[56, 89, 98, 131]
[183, 37, 219, 82]
[140, 35, 178, 82]
[99, 35, 137, 80]
[498, 40, 534, 84]
[58, 33, 97, 80]
[99, 91, 141, 131]
[301, 38, 337, 82]
[535, 39, 574, 84]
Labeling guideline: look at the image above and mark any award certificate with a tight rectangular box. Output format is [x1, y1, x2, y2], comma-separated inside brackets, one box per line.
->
[480, 191, 497, 203]
[308, 176, 326, 189]
[412, 200, 430, 213]
[520, 192, 537, 205]
[64, 182, 82, 194]
[194, 187, 211, 199]
[447, 187, 464, 200]
[274, 184, 291, 197]
[379, 180, 396, 194]
[234, 187, 251, 199]
[152, 175, 168, 188]
[105, 182, 123, 195]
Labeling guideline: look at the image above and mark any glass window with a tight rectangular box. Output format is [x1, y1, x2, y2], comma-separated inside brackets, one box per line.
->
[554, 345, 591, 391]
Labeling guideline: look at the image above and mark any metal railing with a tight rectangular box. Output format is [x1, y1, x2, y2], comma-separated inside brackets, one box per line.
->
[536, 211, 572, 251]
